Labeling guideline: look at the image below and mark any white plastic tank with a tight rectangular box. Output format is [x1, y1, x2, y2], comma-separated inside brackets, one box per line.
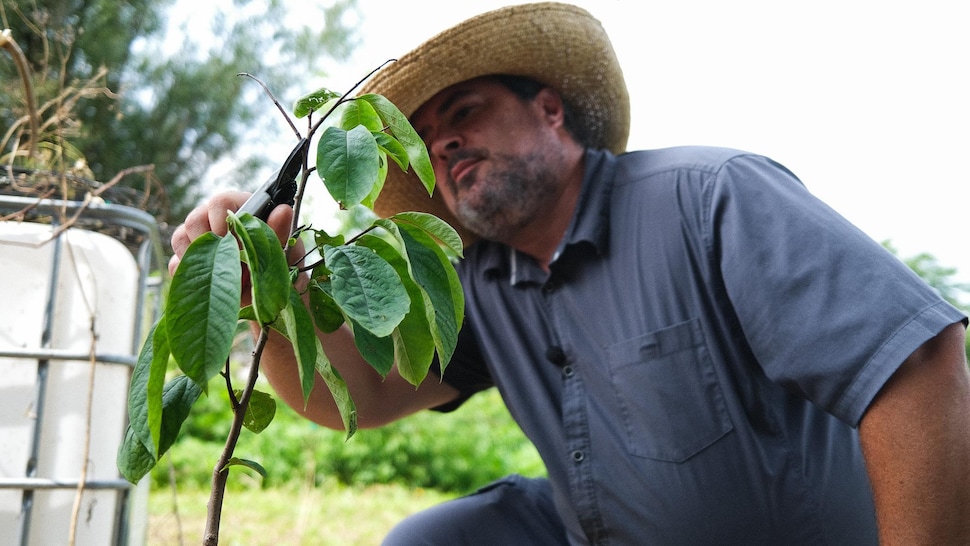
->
[0, 216, 152, 545]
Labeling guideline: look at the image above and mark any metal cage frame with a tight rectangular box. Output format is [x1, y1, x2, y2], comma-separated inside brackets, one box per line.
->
[0, 194, 166, 546]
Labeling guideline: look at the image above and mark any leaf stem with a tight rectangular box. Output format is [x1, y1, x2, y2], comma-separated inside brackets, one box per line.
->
[297, 224, 379, 273]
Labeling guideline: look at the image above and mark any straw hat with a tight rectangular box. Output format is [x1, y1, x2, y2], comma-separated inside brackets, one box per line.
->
[361, 2, 630, 245]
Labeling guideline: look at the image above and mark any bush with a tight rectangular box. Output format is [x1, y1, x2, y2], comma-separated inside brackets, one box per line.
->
[153, 378, 545, 494]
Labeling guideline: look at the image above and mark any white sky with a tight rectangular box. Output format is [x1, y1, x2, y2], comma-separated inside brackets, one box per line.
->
[319, 0, 968, 283]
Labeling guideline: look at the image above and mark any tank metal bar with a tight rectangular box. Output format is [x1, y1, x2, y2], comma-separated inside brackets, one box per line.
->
[0, 194, 165, 261]
[0, 348, 136, 367]
[0, 478, 133, 490]
[17, 221, 63, 546]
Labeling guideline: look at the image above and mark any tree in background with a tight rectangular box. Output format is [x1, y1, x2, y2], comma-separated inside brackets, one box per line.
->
[885, 241, 970, 361]
[1, 0, 358, 225]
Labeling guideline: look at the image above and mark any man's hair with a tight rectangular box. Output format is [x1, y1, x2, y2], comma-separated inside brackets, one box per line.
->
[490, 74, 592, 148]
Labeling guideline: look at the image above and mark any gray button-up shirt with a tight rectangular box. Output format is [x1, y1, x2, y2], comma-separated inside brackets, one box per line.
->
[437, 147, 966, 545]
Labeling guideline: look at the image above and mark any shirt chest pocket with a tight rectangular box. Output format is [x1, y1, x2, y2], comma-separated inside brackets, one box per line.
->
[606, 319, 733, 462]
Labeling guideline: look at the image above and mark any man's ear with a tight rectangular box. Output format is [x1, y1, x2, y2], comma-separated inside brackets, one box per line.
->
[535, 87, 566, 129]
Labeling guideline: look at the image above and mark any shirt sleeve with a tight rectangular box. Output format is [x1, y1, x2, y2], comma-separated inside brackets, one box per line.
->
[428, 317, 495, 412]
[707, 154, 966, 426]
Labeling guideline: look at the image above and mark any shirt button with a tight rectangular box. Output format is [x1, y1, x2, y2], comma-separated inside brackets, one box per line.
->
[562, 365, 575, 378]
[571, 450, 585, 463]
[542, 281, 559, 294]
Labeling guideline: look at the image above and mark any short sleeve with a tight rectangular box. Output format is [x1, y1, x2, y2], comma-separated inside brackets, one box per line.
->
[708, 154, 966, 425]
[428, 318, 494, 412]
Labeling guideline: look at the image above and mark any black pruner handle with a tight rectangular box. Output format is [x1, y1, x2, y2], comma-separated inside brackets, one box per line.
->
[238, 138, 310, 221]
[238, 171, 285, 220]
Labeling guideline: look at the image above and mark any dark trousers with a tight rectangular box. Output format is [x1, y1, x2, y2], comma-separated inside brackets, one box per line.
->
[382, 474, 569, 545]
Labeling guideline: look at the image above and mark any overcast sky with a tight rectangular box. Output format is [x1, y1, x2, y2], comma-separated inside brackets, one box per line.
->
[319, 0, 968, 283]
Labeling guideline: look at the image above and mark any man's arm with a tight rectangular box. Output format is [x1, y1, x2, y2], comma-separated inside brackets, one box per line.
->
[257, 322, 460, 430]
[859, 321, 970, 544]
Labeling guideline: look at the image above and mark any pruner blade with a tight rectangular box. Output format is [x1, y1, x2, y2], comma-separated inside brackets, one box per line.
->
[238, 138, 310, 220]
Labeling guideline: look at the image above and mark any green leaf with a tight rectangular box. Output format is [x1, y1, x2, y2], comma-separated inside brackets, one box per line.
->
[373, 131, 409, 172]
[227, 212, 290, 325]
[317, 125, 380, 208]
[371, 218, 464, 374]
[360, 150, 389, 210]
[238, 305, 256, 322]
[293, 86, 341, 119]
[358, 93, 435, 195]
[391, 320, 436, 386]
[313, 228, 345, 249]
[324, 244, 410, 338]
[166, 232, 241, 389]
[235, 389, 276, 434]
[314, 339, 358, 438]
[391, 211, 464, 259]
[222, 457, 267, 478]
[347, 317, 394, 377]
[277, 286, 320, 404]
[127, 317, 171, 457]
[308, 280, 345, 333]
[117, 375, 203, 483]
[334, 98, 383, 132]
[268, 277, 357, 432]
[397, 224, 463, 371]
[116, 427, 157, 485]
[356, 233, 434, 384]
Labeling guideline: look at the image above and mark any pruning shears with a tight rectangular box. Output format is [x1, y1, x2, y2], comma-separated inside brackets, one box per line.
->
[238, 137, 310, 220]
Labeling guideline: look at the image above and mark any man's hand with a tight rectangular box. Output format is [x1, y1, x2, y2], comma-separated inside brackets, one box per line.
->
[168, 191, 303, 302]
[860, 321, 970, 544]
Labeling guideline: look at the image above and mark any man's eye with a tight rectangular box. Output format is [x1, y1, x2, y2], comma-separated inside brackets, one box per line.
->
[453, 106, 473, 122]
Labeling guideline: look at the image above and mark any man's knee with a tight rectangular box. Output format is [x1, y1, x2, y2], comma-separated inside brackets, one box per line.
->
[382, 475, 565, 546]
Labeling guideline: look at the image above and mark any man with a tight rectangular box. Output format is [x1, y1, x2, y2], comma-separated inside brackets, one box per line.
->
[170, 3, 970, 544]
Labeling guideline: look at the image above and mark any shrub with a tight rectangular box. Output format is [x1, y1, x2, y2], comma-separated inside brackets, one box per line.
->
[153, 379, 545, 494]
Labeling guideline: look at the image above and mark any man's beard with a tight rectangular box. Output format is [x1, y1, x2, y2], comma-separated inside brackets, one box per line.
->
[450, 151, 561, 242]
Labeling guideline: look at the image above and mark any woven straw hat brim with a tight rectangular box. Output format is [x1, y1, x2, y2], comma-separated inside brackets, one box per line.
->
[360, 2, 631, 246]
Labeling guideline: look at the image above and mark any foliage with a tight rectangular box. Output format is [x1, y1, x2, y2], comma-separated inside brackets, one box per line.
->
[115, 76, 462, 542]
[155, 386, 544, 494]
[1, 0, 359, 222]
[884, 242, 970, 309]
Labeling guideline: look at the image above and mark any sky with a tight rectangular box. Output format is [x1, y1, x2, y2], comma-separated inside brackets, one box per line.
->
[317, 0, 968, 283]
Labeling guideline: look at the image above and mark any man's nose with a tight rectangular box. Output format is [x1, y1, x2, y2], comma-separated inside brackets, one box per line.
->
[430, 129, 462, 160]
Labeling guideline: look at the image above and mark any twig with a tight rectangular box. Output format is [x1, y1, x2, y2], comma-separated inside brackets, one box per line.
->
[167, 458, 186, 546]
[298, 224, 378, 273]
[307, 59, 395, 137]
[237, 72, 302, 141]
[0, 186, 57, 222]
[223, 360, 238, 408]
[63, 238, 99, 546]
[68, 315, 98, 546]
[43, 164, 155, 242]
[1, 29, 39, 158]
[202, 326, 270, 545]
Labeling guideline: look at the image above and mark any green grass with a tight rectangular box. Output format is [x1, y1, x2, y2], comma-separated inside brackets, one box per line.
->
[148, 480, 455, 545]
[146, 387, 544, 544]
[157, 386, 545, 493]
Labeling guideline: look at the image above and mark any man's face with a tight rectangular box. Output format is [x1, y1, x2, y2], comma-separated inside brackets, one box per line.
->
[411, 77, 566, 242]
